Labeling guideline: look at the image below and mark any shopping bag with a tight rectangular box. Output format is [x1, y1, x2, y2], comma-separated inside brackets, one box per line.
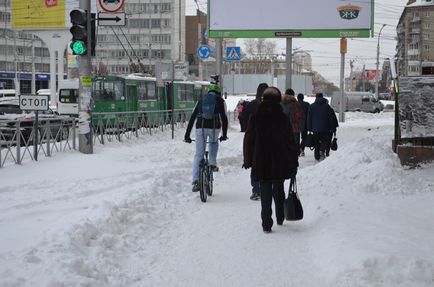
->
[284, 177, 303, 221]
[305, 133, 315, 149]
[331, 137, 338, 151]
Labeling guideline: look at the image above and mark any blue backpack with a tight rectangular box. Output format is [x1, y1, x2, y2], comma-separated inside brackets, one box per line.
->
[200, 91, 217, 119]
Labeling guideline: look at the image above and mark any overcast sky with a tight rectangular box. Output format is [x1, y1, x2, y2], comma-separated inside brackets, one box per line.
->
[186, 0, 406, 86]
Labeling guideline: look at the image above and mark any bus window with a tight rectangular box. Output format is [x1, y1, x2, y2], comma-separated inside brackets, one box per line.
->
[179, 84, 194, 101]
[147, 82, 156, 99]
[93, 80, 124, 101]
[59, 89, 78, 103]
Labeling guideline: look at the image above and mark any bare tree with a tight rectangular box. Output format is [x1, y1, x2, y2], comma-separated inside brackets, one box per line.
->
[243, 38, 277, 59]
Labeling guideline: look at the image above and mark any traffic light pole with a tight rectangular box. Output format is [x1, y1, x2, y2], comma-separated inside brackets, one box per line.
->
[78, 0, 93, 154]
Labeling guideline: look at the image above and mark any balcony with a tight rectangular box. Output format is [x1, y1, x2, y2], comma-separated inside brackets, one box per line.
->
[411, 16, 421, 22]
[408, 49, 420, 56]
[410, 28, 421, 34]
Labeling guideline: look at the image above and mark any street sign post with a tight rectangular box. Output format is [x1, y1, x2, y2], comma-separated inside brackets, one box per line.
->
[19, 95, 49, 161]
[98, 0, 125, 13]
[197, 45, 211, 60]
[225, 46, 241, 61]
[98, 12, 125, 26]
[19, 95, 49, 111]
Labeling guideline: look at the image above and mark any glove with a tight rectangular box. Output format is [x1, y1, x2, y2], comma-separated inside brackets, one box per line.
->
[184, 136, 192, 143]
[289, 168, 297, 179]
[219, 135, 228, 142]
[242, 164, 249, 169]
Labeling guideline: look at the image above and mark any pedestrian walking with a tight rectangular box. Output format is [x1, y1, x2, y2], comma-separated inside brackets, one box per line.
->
[243, 87, 299, 233]
[243, 83, 268, 201]
[326, 106, 339, 157]
[307, 93, 334, 161]
[281, 89, 304, 156]
[297, 93, 310, 156]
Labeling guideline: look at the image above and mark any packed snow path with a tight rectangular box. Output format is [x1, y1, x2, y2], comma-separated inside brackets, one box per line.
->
[1, 112, 433, 287]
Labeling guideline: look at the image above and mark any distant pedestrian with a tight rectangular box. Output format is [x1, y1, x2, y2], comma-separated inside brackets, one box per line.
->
[307, 93, 334, 161]
[243, 87, 299, 233]
[243, 83, 268, 201]
[281, 89, 304, 156]
[297, 93, 310, 156]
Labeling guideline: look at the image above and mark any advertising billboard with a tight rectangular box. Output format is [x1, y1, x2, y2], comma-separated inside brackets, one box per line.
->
[209, 0, 374, 38]
[12, 0, 66, 29]
[398, 77, 434, 139]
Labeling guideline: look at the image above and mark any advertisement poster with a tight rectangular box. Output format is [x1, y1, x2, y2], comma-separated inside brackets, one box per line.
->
[398, 77, 434, 139]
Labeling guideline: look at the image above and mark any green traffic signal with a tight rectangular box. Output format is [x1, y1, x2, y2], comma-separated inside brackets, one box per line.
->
[70, 40, 86, 55]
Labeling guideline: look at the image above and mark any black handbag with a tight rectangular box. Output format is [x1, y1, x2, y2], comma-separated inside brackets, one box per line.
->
[331, 137, 338, 151]
[305, 133, 315, 149]
[284, 177, 303, 221]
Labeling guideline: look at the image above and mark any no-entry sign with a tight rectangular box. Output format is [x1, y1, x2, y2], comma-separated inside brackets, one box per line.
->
[98, 0, 125, 13]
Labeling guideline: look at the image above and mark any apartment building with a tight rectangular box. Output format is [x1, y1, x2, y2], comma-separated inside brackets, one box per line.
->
[95, 0, 185, 76]
[396, 0, 434, 76]
[0, 0, 51, 92]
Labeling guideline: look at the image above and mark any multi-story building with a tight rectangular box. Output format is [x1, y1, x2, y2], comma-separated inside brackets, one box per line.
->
[0, 0, 51, 92]
[396, 0, 434, 76]
[95, 0, 185, 76]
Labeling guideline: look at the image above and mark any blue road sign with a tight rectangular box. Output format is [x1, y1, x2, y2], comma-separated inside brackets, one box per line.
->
[197, 45, 211, 60]
[225, 46, 241, 61]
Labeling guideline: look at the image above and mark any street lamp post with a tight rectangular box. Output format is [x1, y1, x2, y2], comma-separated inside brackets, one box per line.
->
[375, 24, 386, 99]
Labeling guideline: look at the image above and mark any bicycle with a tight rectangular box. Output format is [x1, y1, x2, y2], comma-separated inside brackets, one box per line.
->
[198, 146, 214, 202]
[191, 139, 215, 202]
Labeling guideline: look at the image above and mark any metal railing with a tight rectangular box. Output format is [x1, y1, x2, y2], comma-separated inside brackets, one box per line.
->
[0, 117, 77, 168]
[1, 109, 235, 168]
[92, 109, 193, 144]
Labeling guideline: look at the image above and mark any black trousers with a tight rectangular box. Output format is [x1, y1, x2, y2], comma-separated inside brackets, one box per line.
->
[260, 180, 285, 230]
[313, 132, 330, 160]
[300, 130, 308, 151]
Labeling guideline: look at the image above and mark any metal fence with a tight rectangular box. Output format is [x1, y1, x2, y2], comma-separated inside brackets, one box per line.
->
[0, 117, 77, 168]
[1, 109, 235, 168]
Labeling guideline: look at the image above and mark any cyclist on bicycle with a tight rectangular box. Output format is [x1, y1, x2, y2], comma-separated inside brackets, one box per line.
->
[184, 83, 228, 192]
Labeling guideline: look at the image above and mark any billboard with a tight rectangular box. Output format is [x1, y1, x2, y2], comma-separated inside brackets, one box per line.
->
[399, 77, 434, 139]
[12, 0, 66, 29]
[209, 0, 373, 38]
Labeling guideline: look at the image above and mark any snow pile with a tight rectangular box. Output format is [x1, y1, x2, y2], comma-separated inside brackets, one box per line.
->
[1, 111, 434, 287]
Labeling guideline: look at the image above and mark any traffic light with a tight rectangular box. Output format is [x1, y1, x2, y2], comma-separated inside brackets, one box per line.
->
[70, 9, 88, 55]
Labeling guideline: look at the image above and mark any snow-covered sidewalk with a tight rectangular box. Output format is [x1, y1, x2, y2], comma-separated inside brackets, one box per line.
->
[1, 112, 433, 287]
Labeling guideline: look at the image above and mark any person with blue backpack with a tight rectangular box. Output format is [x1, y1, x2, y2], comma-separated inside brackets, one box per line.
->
[184, 84, 229, 192]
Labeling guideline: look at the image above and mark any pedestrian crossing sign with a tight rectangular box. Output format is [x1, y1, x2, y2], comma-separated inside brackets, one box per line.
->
[225, 46, 241, 61]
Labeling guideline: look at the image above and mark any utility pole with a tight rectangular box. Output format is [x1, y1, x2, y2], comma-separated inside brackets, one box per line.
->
[375, 24, 386, 99]
[78, 0, 93, 154]
[349, 59, 354, 92]
[362, 64, 366, 92]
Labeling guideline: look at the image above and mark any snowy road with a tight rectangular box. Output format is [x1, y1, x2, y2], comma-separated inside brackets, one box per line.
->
[1, 112, 434, 286]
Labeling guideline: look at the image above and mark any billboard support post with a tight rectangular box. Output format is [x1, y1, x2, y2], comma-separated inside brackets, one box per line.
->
[216, 38, 223, 90]
[285, 37, 292, 89]
[339, 38, 347, 122]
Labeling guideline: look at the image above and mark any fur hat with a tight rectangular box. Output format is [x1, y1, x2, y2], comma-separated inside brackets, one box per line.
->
[262, 87, 282, 103]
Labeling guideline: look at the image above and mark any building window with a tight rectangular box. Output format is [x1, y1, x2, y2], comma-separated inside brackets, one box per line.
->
[425, 23, 430, 29]
[425, 45, 430, 51]
[426, 11, 430, 17]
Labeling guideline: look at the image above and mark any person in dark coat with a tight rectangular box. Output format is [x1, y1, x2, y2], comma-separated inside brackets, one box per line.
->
[297, 93, 310, 156]
[326, 107, 339, 157]
[243, 87, 299, 233]
[307, 93, 333, 161]
[281, 89, 304, 157]
[243, 83, 268, 201]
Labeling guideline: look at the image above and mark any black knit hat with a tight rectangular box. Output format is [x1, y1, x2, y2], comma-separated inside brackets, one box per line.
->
[256, 83, 269, 100]
[285, 88, 295, 96]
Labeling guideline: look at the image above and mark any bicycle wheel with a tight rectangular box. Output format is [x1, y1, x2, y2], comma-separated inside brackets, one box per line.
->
[207, 169, 213, 196]
[199, 167, 207, 202]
